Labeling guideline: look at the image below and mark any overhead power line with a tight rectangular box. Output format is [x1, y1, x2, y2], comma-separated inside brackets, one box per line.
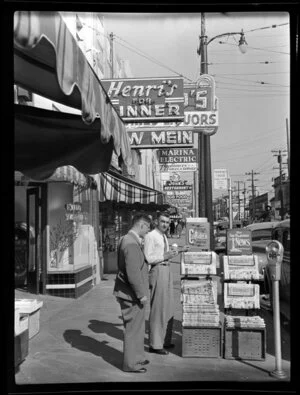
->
[82, 21, 194, 82]
[213, 71, 289, 76]
[113, 35, 194, 82]
[210, 60, 287, 65]
[244, 22, 289, 33]
[216, 75, 289, 88]
[218, 40, 290, 55]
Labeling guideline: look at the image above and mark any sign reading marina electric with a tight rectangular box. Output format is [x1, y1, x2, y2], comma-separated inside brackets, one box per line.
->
[157, 148, 198, 172]
[101, 77, 184, 122]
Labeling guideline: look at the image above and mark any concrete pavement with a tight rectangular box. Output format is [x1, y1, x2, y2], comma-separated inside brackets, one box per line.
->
[13, 233, 292, 386]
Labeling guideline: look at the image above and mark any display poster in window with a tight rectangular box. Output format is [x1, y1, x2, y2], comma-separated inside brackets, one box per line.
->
[226, 229, 252, 255]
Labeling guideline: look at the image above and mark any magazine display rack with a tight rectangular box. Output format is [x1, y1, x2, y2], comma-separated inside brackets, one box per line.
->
[181, 218, 221, 358]
[222, 230, 266, 360]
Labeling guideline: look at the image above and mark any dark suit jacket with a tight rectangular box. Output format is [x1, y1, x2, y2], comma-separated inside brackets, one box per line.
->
[113, 230, 149, 302]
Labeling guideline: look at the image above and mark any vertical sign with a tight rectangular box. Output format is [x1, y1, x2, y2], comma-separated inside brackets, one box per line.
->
[214, 169, 228, 190]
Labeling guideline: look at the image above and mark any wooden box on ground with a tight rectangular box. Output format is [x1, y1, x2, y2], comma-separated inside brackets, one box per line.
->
[224, 327, 266, 360]
[15, 299, 43, 339]
[14, 328, 29, 367]
[182, 325, 222, 358]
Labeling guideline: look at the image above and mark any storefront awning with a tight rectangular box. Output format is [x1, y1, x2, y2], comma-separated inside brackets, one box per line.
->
[15, 104, 114, 180]
[94, 170, 167, 205]
[14, 10, 132, 174]
[15, 166, 95, 188]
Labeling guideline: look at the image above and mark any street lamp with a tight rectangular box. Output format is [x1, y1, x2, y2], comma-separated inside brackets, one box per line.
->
[197, 13, 247, 249]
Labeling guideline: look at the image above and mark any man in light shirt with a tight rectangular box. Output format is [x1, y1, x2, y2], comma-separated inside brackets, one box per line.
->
[144, 211, 188, 354]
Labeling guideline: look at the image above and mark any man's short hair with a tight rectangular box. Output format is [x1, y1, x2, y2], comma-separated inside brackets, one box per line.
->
[131, 212, 151, 227]
[157, 211, 170, 220]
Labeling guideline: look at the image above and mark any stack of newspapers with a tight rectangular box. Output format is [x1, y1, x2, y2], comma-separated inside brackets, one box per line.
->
[181, 279, 220, 327]
[224, 283, 260, 309]
[223, 255, 259, 281]
[225, 315, 265, 329]
[181, 251, 217, 276]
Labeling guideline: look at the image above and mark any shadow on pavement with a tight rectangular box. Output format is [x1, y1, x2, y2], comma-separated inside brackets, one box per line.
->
[88, 319, 124, 340]
[63, 329, 123, 371]
[236, 359, 273, 375]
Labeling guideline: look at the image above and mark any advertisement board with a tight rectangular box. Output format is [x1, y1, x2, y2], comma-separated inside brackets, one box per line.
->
[226, 229, 252, 255]
[213, 169, 228, 190]
[124, 75, 218, 135]
[127, 129, 194, 148]
[158, 148, 198, 172]
[163, 181, 193, 191]
[101, 77, 184, 122]
[185, 218, 210, 251]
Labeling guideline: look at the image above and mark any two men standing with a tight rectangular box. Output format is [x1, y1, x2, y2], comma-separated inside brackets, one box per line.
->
[114, 211, 185, 373]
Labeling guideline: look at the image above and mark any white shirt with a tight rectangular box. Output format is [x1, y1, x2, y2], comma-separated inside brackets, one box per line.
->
[144, 228, 169, 264]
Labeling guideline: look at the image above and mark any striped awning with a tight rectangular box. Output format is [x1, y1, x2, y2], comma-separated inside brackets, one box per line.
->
[47, 166, 95, 187]
[94, 171, 166, 205]
[15, 166, 95, 188]
[14, 11, 133, 172]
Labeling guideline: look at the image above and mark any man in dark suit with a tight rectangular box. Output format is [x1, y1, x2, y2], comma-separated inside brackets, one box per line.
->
[113, 213, 151, 373]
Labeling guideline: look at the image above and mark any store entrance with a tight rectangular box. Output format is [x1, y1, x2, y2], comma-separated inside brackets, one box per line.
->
[26, 187, 42, 294]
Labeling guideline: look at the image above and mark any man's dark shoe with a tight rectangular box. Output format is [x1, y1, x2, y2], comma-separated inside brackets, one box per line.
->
[164, 343, 175, 349]
[126, 367, 147, 373]
[139, 360, 150, 365]
[149, 347, 169, 355]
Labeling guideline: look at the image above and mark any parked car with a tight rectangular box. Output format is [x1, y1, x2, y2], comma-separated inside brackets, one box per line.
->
[214, 220, 242, 255]
[245, 221, 280, 292]
[264, 219, 290, 305]
[245, 221, 280, 270]
[214, 229, 227, 254]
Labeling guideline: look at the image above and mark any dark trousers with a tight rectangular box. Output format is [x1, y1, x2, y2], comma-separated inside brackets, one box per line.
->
[118, 298, 146, 371]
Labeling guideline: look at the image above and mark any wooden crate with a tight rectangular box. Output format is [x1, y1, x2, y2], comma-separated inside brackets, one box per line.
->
[182, 325, 222, 358]
[224, 327, 266, 360]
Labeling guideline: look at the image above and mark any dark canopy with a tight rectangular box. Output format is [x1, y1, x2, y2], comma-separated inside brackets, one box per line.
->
[15, 104, 114, 180]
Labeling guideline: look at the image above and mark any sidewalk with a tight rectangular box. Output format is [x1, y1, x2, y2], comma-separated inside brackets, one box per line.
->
[14, 234, 291, 385]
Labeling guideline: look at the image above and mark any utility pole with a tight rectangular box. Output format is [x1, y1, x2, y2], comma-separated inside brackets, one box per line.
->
[199, 13, 214, 249]
[228, 178, 233, 229]
[234, 181, 243, 221]
[198, 13, 207, 218]
[109, 32, 114, 78]
[286, 118, 290, 179]
[272, 149, 288, 220]
[245, 171, 259, 222]
[242, 182, 247, 221]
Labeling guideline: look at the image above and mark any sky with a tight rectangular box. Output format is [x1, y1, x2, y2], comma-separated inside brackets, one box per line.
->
[101, 12, 290, 202]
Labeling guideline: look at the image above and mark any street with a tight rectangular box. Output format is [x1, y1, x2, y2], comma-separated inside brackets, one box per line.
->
[13, 232, 291, 386]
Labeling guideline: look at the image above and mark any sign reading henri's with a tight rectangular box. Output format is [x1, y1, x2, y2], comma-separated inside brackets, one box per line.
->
[158, 148, 198, 172]
[101, 77, 184, 122]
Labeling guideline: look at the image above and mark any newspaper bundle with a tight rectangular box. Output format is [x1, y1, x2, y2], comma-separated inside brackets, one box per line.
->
[225, 315, 265, 329]
[223, 255, 259, 281]
[224, 283, 260, 309]
[181, 251, 217, 275]
[181, 279, 220, 327]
